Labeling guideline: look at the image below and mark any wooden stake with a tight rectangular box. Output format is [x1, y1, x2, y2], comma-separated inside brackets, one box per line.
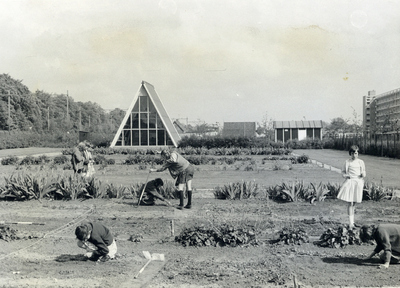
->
[293, 274, 298, 288]
[170, 220, 174, 237]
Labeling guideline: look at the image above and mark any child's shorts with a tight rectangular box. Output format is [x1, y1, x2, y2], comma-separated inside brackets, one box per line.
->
[77, 239, 117, 259]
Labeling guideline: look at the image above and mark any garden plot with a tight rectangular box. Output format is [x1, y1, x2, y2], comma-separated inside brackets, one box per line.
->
[0, 150, 400, 287]
[0, 198, 399, 288]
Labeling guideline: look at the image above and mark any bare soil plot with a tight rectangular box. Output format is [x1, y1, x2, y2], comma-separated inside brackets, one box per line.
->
[0, 197, 399, 288]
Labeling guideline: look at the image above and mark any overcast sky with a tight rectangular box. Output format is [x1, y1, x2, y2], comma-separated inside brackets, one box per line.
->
[1, 0, 399, 125]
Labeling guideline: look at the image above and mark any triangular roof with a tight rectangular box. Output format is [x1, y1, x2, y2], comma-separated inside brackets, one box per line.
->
[173, 119, 187, 133]
[110, 81, 181, 148]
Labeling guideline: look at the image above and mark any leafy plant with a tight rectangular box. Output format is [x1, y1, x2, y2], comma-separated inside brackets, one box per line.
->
[275, 227, 309, 245]
[309, 182, 330, 203]
[52, 175, 88, 200]
[296, 154, 310, 164]
[214, 181, 259, 200]
[280, 182, 298, 202]
[19, 156, 36, 165]
[84, 177, 107, 199]
[280, 181, 309, 202]
[105, 183, 128, 198]
[159, 180, 179, 199]
[1, 155, 19, 165]
[363, 182, 389, 201]
[175, 223, 256, 247]
[53, 155, 69, 165]
[315, 226, 361, 248]
[1, 173, 56, 201]
[325, 182, 341, 198]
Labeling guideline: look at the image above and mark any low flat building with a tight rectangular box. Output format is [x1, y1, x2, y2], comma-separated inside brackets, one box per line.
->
[223, 122, 256, 137]
[273, 120, 323, 142]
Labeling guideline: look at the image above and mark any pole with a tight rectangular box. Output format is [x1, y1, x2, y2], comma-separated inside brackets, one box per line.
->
[66, 90, 69, 122]
[47, 106, 50, 131]
[8, 91, 11, 132]
[79, 107, 82, 130]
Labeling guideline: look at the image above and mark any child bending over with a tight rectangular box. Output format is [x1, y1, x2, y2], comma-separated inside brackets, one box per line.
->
[140, 178, 172, 206]
[361, 224, 400, 269]
[75, 222, 117, 262]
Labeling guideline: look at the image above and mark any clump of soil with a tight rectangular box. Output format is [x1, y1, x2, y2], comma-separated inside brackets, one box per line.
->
[55, 254, 88, 262]
[0, 226, 40, 241]
[175, 224, 256, 247]
[0, 226, 19, 241]
[314, 226, 362, 248]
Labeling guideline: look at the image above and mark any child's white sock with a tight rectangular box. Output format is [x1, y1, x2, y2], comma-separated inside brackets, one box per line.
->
[349, 214, 354, 228]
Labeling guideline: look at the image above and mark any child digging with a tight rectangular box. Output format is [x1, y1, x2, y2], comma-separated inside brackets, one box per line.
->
[361, 224, 400, 269]
[75, 222, 117, 262]
[139, 178, 172, 206]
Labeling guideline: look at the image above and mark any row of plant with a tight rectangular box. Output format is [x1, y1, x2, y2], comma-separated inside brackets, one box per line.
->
[175, 224, 256, 247]
[1, 153, 310, 167]
[61, 146, 294, 157]
[0, 173, 395, 202]
[175, 224, 365, 248]
[178, 135, 325, 150]
[215, 180, 396, 202]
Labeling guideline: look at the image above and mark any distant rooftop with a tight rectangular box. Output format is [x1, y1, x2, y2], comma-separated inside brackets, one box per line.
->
[273, 120, 323, 129]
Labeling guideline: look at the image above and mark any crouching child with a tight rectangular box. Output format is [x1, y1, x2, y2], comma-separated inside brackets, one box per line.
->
[361, 224, 400, 269]
[139, 178, 172, 206]
[75, 222, 117, 262]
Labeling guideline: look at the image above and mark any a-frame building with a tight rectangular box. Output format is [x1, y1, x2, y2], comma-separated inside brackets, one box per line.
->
[110, 81, 181, 148]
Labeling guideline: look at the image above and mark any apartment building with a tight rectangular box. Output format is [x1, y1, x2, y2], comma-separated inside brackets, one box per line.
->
[363, 88, 400, 135]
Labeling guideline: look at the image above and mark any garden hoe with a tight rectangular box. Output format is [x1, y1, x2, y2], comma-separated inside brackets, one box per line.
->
[134, 251, 165, 279]
[137, 171, 151, 206]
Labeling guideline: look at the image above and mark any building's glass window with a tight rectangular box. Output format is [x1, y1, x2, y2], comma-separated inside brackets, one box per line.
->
[118, 95, 173, 147]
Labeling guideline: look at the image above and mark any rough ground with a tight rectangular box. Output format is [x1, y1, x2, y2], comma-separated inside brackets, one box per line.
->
[0, 148, 399, 288]
[0, 196, 399, 288]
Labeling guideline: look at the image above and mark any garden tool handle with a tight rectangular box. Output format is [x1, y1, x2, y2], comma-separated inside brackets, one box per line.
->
[134, 258, 152, 278]
[137, 171, 151, 206]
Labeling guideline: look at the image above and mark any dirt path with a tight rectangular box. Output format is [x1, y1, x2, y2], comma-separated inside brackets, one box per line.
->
[295, 149, 400, 188]
[0, 147, 62, 159]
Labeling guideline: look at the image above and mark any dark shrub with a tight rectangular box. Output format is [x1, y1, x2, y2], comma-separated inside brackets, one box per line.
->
[296, 154, 310, 164]
[1, 155, 19, 165]
[53, 155, 69, 165]
[20, 156, 37, 165]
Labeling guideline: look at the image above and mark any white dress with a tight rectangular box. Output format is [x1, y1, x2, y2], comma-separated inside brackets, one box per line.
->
[336, 158, 366, 203]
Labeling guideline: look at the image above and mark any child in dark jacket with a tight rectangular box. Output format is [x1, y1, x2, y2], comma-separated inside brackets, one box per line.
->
[140, 178, 172, 206]
[361, 224, 400, 269]
[75, 222, 117, 262]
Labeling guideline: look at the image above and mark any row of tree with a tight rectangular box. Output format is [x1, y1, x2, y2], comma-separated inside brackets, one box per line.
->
[0, 73, 125, 134]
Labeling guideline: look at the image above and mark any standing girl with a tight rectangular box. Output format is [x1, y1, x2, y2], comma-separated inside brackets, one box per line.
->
[337, 145, 366, 229]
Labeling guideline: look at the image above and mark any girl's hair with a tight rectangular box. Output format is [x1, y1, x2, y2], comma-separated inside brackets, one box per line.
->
[154, 178, 164, 187]
[349, 145, 359, 155]
[75, 224, 90, 241]
[359, 225, 376, 242]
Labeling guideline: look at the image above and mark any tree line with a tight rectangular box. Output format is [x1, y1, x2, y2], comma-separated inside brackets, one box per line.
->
[0, 73, 125, 135]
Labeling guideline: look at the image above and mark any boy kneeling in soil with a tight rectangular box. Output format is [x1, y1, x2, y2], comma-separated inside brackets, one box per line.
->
[75, 222, 117, 262]
[361, 224, 400, 269]
[140, 178, 172, 206]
